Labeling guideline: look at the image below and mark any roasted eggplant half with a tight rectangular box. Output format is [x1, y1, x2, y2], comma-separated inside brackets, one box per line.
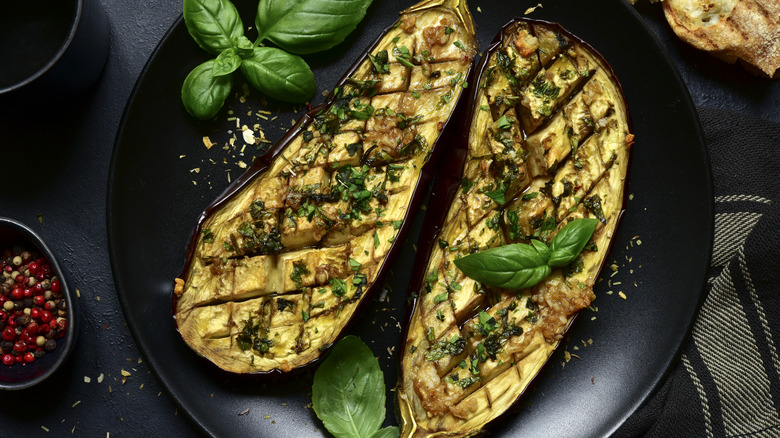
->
[173, 0, 477, 375]
[397, 19, 632, 436]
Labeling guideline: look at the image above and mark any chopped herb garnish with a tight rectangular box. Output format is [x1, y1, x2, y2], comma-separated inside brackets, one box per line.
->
[461, 177, 475, 194]
[424, 335, 464, 361]
[349, 258, 362, 272]
[277, 298, 294, 312]
[485, 183, 508, 205]
[346, 142, 362, 157]
[290, 261, 310, 287]
[368, 50, 390, 74]
[522, 192, 539, 201]
[583, 194, 607, 223]
[331, 278, 348, 297]
[476, 311, 497, 336]
[495, 115, 512, 130]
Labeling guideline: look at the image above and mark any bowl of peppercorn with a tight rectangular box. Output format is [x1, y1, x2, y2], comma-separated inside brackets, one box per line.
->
[0, 217, 77, 390]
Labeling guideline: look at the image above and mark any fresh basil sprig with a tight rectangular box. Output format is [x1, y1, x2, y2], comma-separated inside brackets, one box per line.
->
[312, 336, 399, 438]
[255, 0, 374, 55]
[454, 218, 599, 290]
[182, 0, 371, 120]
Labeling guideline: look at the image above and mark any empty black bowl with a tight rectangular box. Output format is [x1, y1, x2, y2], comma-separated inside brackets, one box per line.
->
[0, 217, 78, 390]
[0, 0, 109, 106]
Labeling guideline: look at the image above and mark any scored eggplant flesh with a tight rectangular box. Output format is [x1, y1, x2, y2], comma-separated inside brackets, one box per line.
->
[398, 19, 633, 437]
[173, 0, 477, 375]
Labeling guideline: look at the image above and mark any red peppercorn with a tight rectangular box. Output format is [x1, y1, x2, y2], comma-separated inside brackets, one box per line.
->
[12, 341, 25, 352]
[2, 327, 15, 341]
[0, 247, 67, 368]
[20, 332, 33, 345]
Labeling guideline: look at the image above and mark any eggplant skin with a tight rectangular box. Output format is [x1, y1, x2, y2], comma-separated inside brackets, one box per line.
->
[398, 19, 633, 437]
[173, 0, 477, 375]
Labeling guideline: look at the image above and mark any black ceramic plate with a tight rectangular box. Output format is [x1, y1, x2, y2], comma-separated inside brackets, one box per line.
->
[107, 1, 712, 437]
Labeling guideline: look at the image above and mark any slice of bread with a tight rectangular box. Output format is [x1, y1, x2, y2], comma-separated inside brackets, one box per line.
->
[662, 0, 779, 78]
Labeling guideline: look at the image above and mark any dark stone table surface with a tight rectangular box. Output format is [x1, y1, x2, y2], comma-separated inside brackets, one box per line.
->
[0, 1, 776, 437]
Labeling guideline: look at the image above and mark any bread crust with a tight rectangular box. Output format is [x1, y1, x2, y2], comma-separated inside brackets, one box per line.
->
[663, 0, 780, 78]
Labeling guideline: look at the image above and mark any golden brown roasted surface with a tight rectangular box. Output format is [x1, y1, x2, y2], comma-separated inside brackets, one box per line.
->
[397, 20, 632, 437]
[662, 0, 780, 78]
[174, 0, 477, 375]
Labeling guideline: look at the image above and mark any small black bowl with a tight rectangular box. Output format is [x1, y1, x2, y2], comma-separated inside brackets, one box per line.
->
[0, 0, 109, 107]
[0, 217, 78, 390]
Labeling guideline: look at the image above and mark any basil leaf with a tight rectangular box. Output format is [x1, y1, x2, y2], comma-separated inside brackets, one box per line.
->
[312, 336, 385, 438]
[371, 426, 400, 438]
[181, 59, 233, 120]
[212, 48, 242, 76]
[255, 0, 374, 55]
[548, 218, 599, 267]
[530, 239, 551, 263]
[233, 35, 254, 58]
[183, 0, 244, 55]
[454, 244, 551, 290]
[239, 47, 315, 103]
